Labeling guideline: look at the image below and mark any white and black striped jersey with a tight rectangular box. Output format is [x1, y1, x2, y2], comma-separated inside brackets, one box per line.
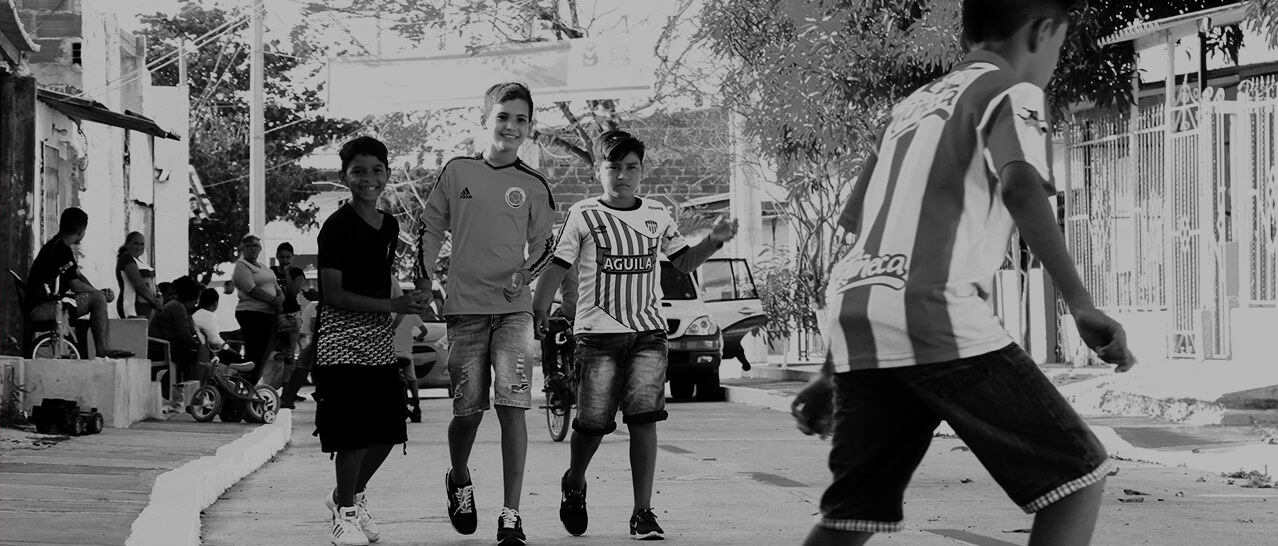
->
[552, 197, 690, 334]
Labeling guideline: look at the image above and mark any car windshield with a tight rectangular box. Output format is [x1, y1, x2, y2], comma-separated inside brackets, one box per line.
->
[660, 262, 698, 300]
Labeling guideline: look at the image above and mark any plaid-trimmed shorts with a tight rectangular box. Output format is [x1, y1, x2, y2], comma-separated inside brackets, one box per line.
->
[818, 343, 1111, 533]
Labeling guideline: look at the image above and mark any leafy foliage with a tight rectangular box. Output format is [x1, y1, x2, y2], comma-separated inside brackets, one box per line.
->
[138, 4, 360, 282]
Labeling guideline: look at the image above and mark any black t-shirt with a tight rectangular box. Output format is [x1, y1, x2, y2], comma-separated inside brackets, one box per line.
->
[272, 264, 306, 313]
[317, 204, 399, 299]
[28, 236, 78, 301]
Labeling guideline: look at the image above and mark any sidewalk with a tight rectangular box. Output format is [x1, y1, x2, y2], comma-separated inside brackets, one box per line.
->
[0, 412, 291, 546]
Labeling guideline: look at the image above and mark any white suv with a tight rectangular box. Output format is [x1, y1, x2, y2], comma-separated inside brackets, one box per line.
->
[662, 257, 765, 401]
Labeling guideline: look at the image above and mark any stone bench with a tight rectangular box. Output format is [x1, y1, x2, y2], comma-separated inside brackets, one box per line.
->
[0, 356, 163, 428]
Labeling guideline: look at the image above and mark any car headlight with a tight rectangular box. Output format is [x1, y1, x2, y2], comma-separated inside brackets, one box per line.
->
[684, 316, 718, 336]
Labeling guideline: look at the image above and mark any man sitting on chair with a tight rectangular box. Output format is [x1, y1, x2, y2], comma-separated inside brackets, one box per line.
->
[27, 207, 133, 359]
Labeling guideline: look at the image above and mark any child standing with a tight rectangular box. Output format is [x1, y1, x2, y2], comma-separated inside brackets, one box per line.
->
[414, 82, 556, 546]
[791, 2, 1136, 545]
[532, 130, 738, 540]
[315, 136, 427, 546]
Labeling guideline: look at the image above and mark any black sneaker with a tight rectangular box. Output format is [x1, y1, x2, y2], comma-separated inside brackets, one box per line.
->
[559, 469, 588, 536]
[629, 508, 664, 540]
[445, 470, 478, 535]
[497, 507, 526, 546]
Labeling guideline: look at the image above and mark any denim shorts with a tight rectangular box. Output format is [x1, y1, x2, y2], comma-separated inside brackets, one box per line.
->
[818, 343, 1112, 533]
[571, 330, 669, 436]
[445, 312, 533, 416]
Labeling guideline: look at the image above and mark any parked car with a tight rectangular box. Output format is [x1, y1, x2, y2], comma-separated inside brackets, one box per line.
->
[661, 257, 767, 401]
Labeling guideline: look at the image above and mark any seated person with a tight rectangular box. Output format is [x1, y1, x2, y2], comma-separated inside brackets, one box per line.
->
[191, 287, 253, 373]
[148, 276, 202, 382]
[26, 207, 133, 358]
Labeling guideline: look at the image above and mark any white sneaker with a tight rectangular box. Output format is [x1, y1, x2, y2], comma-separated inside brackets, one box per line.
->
[354, 491, 381, 543]
[324, 490, 380, 543]
[331, 506, 369, 546]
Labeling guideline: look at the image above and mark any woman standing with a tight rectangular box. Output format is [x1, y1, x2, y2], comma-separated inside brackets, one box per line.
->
[115, 231, 160, 319]
[232, 234, 281, 385]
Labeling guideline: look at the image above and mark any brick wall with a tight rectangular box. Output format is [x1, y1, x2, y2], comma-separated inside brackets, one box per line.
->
[537, 108, 731, 221]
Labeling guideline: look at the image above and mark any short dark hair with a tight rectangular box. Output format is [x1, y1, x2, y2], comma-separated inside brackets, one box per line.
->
[158, 282, 174, 294]
[58, 207, 88, 234]
[594, 130, 646, 164]
[277, 242, 294, 254]
[482, 82, 533, 121]
[962, 0, 1080, 44]
[172, 276, 201, 302]
[339, 136, 389, 174]
[198, 287, 220, 309]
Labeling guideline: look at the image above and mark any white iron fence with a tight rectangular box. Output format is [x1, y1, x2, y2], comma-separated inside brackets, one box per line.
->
[1065, 80, 1278, 360]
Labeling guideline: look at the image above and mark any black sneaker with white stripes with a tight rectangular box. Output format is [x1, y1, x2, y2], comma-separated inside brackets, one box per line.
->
[629, 508, 664, 540]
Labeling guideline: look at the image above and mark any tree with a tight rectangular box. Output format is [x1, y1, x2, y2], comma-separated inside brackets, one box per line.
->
[696, 0, 1251, 338]
[138, 4, 360, 282]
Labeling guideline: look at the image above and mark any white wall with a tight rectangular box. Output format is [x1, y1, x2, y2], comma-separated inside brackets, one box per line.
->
[149, 85, 190, 282]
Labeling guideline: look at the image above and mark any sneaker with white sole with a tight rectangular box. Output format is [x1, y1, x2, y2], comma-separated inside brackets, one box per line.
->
[330, 506, 369, 546]
[324, 490, 380, 543]
[629, 508, 664, 540]
[445, 469, 478, 534]
[497, 507, 526, 546]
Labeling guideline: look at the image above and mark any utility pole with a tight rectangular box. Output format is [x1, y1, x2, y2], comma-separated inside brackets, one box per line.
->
[178, 39, 188, 85]
[249, 0, 266, 237]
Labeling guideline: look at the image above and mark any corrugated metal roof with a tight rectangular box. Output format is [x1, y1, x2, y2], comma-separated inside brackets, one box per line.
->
[1100, 3, 1250, 47]
[37, 88, 182, 140]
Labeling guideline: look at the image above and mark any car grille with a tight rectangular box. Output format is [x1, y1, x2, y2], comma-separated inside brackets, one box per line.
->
[666, 319, 680, 334]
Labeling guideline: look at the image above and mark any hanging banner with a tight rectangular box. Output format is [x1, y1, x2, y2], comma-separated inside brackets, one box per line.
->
[326, 37, 657, 117]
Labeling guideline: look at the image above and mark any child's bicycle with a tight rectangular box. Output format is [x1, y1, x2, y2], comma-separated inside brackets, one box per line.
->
[540, 315, 576, 442]
[184, 359, 280, 424]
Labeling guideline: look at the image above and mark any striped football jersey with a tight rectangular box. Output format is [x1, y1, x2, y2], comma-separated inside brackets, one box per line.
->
[552, 197, 689, 334]
[824, 50, 1052, 371]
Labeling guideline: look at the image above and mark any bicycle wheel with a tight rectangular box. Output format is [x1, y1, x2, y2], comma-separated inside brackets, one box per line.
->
[189, 385, 222, 422]
[545, 388, 571, 442]
[31, 334, 81, 359]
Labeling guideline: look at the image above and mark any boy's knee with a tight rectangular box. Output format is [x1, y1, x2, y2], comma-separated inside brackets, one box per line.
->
[452, 412, 483, 428]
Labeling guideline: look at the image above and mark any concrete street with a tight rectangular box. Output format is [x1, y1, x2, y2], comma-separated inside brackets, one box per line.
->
[202, 388, 1278, 546]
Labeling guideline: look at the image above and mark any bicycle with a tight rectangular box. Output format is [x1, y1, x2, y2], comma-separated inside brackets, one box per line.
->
[10, 267, 82, 359]
[540, 315, 576, 442]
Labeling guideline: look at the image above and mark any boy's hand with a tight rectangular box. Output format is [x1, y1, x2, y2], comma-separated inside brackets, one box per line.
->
[533, 308, 548, 340]
[392, 291, 428, 315]
[503, 269, 531, 302]
[791, 376, 835, 439]
[708, 217, 740, 244]
[1074, 307, 1137, 372]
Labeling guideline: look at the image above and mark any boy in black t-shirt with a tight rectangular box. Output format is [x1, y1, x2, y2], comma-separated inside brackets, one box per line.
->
[314, 137, 428, 546]
[26, 207, 132, 358]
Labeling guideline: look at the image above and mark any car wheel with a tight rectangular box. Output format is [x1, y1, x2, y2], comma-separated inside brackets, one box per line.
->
[694, 370, 724, 402]
[670, 377, 695, 400]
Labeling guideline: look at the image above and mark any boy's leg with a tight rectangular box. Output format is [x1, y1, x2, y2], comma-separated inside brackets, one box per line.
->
[617, 331, 671, 514]
[901, 344, 1112, 545]
[355, 443, 395, 494]
[444, 315, 493, 485]
[1029, 480, 1104, 546]
[334, 449, 366, 506]
[490, 312, 534, 510]
[494, 406, 527, 509]
[565, 430, 604, 489]
[802, 528, 872, 546]
[627, 422, 657, 511]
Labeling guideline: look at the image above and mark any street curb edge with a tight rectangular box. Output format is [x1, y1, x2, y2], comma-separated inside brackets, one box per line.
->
[124, 409, 294, 546]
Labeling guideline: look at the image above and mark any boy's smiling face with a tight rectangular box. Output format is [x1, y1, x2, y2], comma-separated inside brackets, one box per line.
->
[341, 153, 388, 204]
[484, 99, 531, 155]
[598, 151, 644, 202]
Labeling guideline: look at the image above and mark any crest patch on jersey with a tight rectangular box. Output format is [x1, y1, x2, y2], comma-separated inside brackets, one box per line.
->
[505, 187, 527, 208]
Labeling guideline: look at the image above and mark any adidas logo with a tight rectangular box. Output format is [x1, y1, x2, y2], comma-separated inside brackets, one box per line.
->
[460, 188, 473, 199]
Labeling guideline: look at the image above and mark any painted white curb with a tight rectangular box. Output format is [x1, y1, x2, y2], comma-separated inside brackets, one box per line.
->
[125, 409, 293, 546]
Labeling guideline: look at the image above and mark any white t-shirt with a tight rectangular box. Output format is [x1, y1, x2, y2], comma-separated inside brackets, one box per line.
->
[552, 197, 690, 335]
[192, 308, 223, 347]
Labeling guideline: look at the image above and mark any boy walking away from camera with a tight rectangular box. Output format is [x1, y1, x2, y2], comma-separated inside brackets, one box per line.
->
[533, 130, 739, 540]
[414, 82, 556, 546]
[315, 136, 428, 546]
[791, 2, 1136, 545]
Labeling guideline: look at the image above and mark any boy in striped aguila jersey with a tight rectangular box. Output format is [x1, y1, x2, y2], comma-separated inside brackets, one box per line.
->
[413, 82, 555, 546]
[533, 130, 739, 540]
[793, 1, 1137, 545]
